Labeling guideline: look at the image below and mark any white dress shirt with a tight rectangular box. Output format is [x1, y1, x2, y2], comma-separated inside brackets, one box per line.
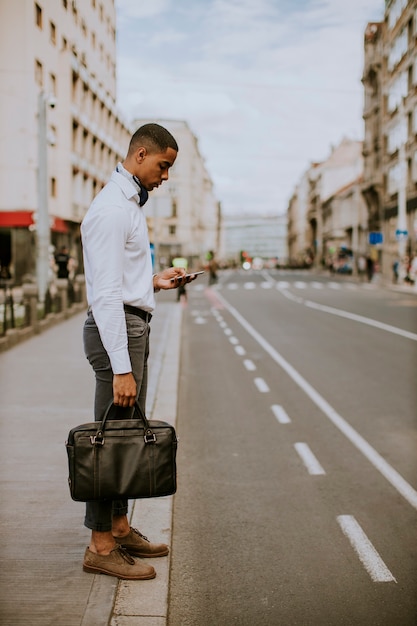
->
[81, 169, 154, 374]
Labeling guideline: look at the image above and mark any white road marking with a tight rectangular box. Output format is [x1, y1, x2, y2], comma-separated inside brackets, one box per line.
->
[294, 442, 326, 475]
[311, 281, 324, 289]
[276, 281, 290, 289]
[254, 377, 270, 392]
[304, 299, 417, 341]
[261, 282, 273, 288]
[215, 290, 417, 511]
[244, 282, 257, 289]
[235, 345, 246, 356]
[224, 328, 232, 335]
[271, 404, 291, 424]
[277, 288, 417, 341]
[229, 336, 239, 344]
[337, 515, 397, 583]
[194, 316, 206, 324]
[328, 282, 341, 289]
[244, 359, 256, 371]
[294, 281, 307, 289]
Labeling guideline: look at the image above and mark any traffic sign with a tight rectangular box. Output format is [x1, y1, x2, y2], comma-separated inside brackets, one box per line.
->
[395, 229, 408, 241]
[369, 232, 383, 245]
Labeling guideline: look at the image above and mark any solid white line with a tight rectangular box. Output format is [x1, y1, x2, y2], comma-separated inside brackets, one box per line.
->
[304, 299, 417, 341]
[254, 377, 270, 392]
[272, 404, 291, 424]
[215, 290, 417, 511]
[294, 442, 326, 475]
[337, 515, 396, 583]
[244, 359, 256, 371]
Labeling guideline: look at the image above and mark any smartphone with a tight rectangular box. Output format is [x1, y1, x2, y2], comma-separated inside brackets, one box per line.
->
[171, 271, 205, 282]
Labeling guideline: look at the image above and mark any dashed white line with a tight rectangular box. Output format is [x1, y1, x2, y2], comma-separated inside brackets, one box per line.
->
[294, 442, 326, 475]
[235, 345, 246, 356]
[271, 404, 291, 424]
[337, 515, 397, 583]
[215, 290, 417, 510]
[229, 336, 239, 345]
[243, 359, 256, 371]
[254, 377, 270, 393]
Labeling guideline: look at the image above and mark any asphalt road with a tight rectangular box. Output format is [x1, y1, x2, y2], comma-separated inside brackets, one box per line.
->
[168, 270, 417, 626]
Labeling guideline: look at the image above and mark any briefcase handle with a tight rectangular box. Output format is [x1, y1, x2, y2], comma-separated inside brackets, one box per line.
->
[91, 401, 156, 446]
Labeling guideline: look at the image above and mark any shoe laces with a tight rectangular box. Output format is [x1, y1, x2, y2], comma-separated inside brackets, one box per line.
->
[115, 544, 135, 565]
[131, 527, 149, 543]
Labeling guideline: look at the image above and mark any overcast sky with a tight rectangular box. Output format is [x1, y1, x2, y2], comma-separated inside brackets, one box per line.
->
[114, 0, 384, 217]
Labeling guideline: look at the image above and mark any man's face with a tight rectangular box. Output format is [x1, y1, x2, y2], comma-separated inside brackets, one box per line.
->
[137, 147, 177, 191]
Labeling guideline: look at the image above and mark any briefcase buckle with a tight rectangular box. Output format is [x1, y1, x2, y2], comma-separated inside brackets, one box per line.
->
[144, 430, 157, 444]
[90, 435, 105, 446]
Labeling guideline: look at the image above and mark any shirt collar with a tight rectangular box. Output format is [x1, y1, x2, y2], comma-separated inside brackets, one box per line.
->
[115, 163, 148, 206]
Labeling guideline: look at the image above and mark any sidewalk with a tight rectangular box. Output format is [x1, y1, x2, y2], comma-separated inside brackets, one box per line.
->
[0, 293, 182, 626]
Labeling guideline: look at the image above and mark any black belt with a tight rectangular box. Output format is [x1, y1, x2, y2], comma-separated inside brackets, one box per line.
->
[123, 304, 152, 322]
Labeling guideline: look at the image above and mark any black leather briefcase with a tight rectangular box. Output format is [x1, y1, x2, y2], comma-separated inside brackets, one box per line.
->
[66, 401, 177, 502]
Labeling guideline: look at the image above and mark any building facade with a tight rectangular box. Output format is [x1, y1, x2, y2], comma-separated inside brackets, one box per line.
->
[287, 139, 366, 270]
[0, 0, 131, 285]
[222, 213, 287, 267]
[362, 0, 417, 278]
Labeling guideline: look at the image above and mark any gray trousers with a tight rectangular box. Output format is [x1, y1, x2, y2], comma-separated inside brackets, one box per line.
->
[82, 310, 150, 531]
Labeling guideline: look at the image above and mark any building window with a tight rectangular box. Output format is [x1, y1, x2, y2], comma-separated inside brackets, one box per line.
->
[50, 177, 57, 198]
[50, 73, 57, 96]
[35, 3, 43, 29]
[169, 225, 176, 236]
[62, 36, 68, 50]
[35, 59, 43, 87]
[62, 0, 67, 9]
[50, 21, 56, 45]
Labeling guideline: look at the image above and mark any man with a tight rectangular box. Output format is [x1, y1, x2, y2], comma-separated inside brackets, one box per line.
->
[81, 123, 193, 580]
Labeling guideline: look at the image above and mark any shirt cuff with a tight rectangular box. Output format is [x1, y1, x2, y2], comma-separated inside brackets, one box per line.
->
[108, 350, 132, 375]
[153, 273, 160, 293]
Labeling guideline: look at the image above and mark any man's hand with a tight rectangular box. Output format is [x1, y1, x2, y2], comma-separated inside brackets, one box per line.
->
[113, 372, 137, 407]
[153, 267, 195, 291]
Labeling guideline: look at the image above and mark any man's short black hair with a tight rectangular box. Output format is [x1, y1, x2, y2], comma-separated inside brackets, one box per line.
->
[128, 123, 178, 155]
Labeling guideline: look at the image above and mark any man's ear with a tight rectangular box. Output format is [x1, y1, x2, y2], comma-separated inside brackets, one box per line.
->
[136, 147, 147, 163]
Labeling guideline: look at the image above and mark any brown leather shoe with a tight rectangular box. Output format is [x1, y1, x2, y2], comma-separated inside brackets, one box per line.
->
[83, 545, 156, 580]
[114, 527, 169, 558]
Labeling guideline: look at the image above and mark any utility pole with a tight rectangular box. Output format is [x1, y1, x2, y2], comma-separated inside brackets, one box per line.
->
[396, 98, 408, 261]
[36, 91, 51, 303]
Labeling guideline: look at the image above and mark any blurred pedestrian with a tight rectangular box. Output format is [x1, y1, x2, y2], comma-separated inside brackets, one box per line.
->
[366, 256, 374, 282]
[80, 123, 195, 580]
[54, 246, 70, 279]
[172, 257, 188, 301]
[207, 250, 218, 285]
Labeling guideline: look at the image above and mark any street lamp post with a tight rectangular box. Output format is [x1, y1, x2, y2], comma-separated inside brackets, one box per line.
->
[397, 97, 408, 262]
[36, 91, 51, 303]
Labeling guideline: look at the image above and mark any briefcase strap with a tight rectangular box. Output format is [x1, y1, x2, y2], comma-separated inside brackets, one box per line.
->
[92, 401, 154, 446]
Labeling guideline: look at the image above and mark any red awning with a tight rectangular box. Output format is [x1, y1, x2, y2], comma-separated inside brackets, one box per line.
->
[0, 211, 70, 233]
[0, 211, 34, 227]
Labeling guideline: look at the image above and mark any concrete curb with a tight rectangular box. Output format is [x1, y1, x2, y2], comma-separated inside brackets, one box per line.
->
[110, 303, 183, 625]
